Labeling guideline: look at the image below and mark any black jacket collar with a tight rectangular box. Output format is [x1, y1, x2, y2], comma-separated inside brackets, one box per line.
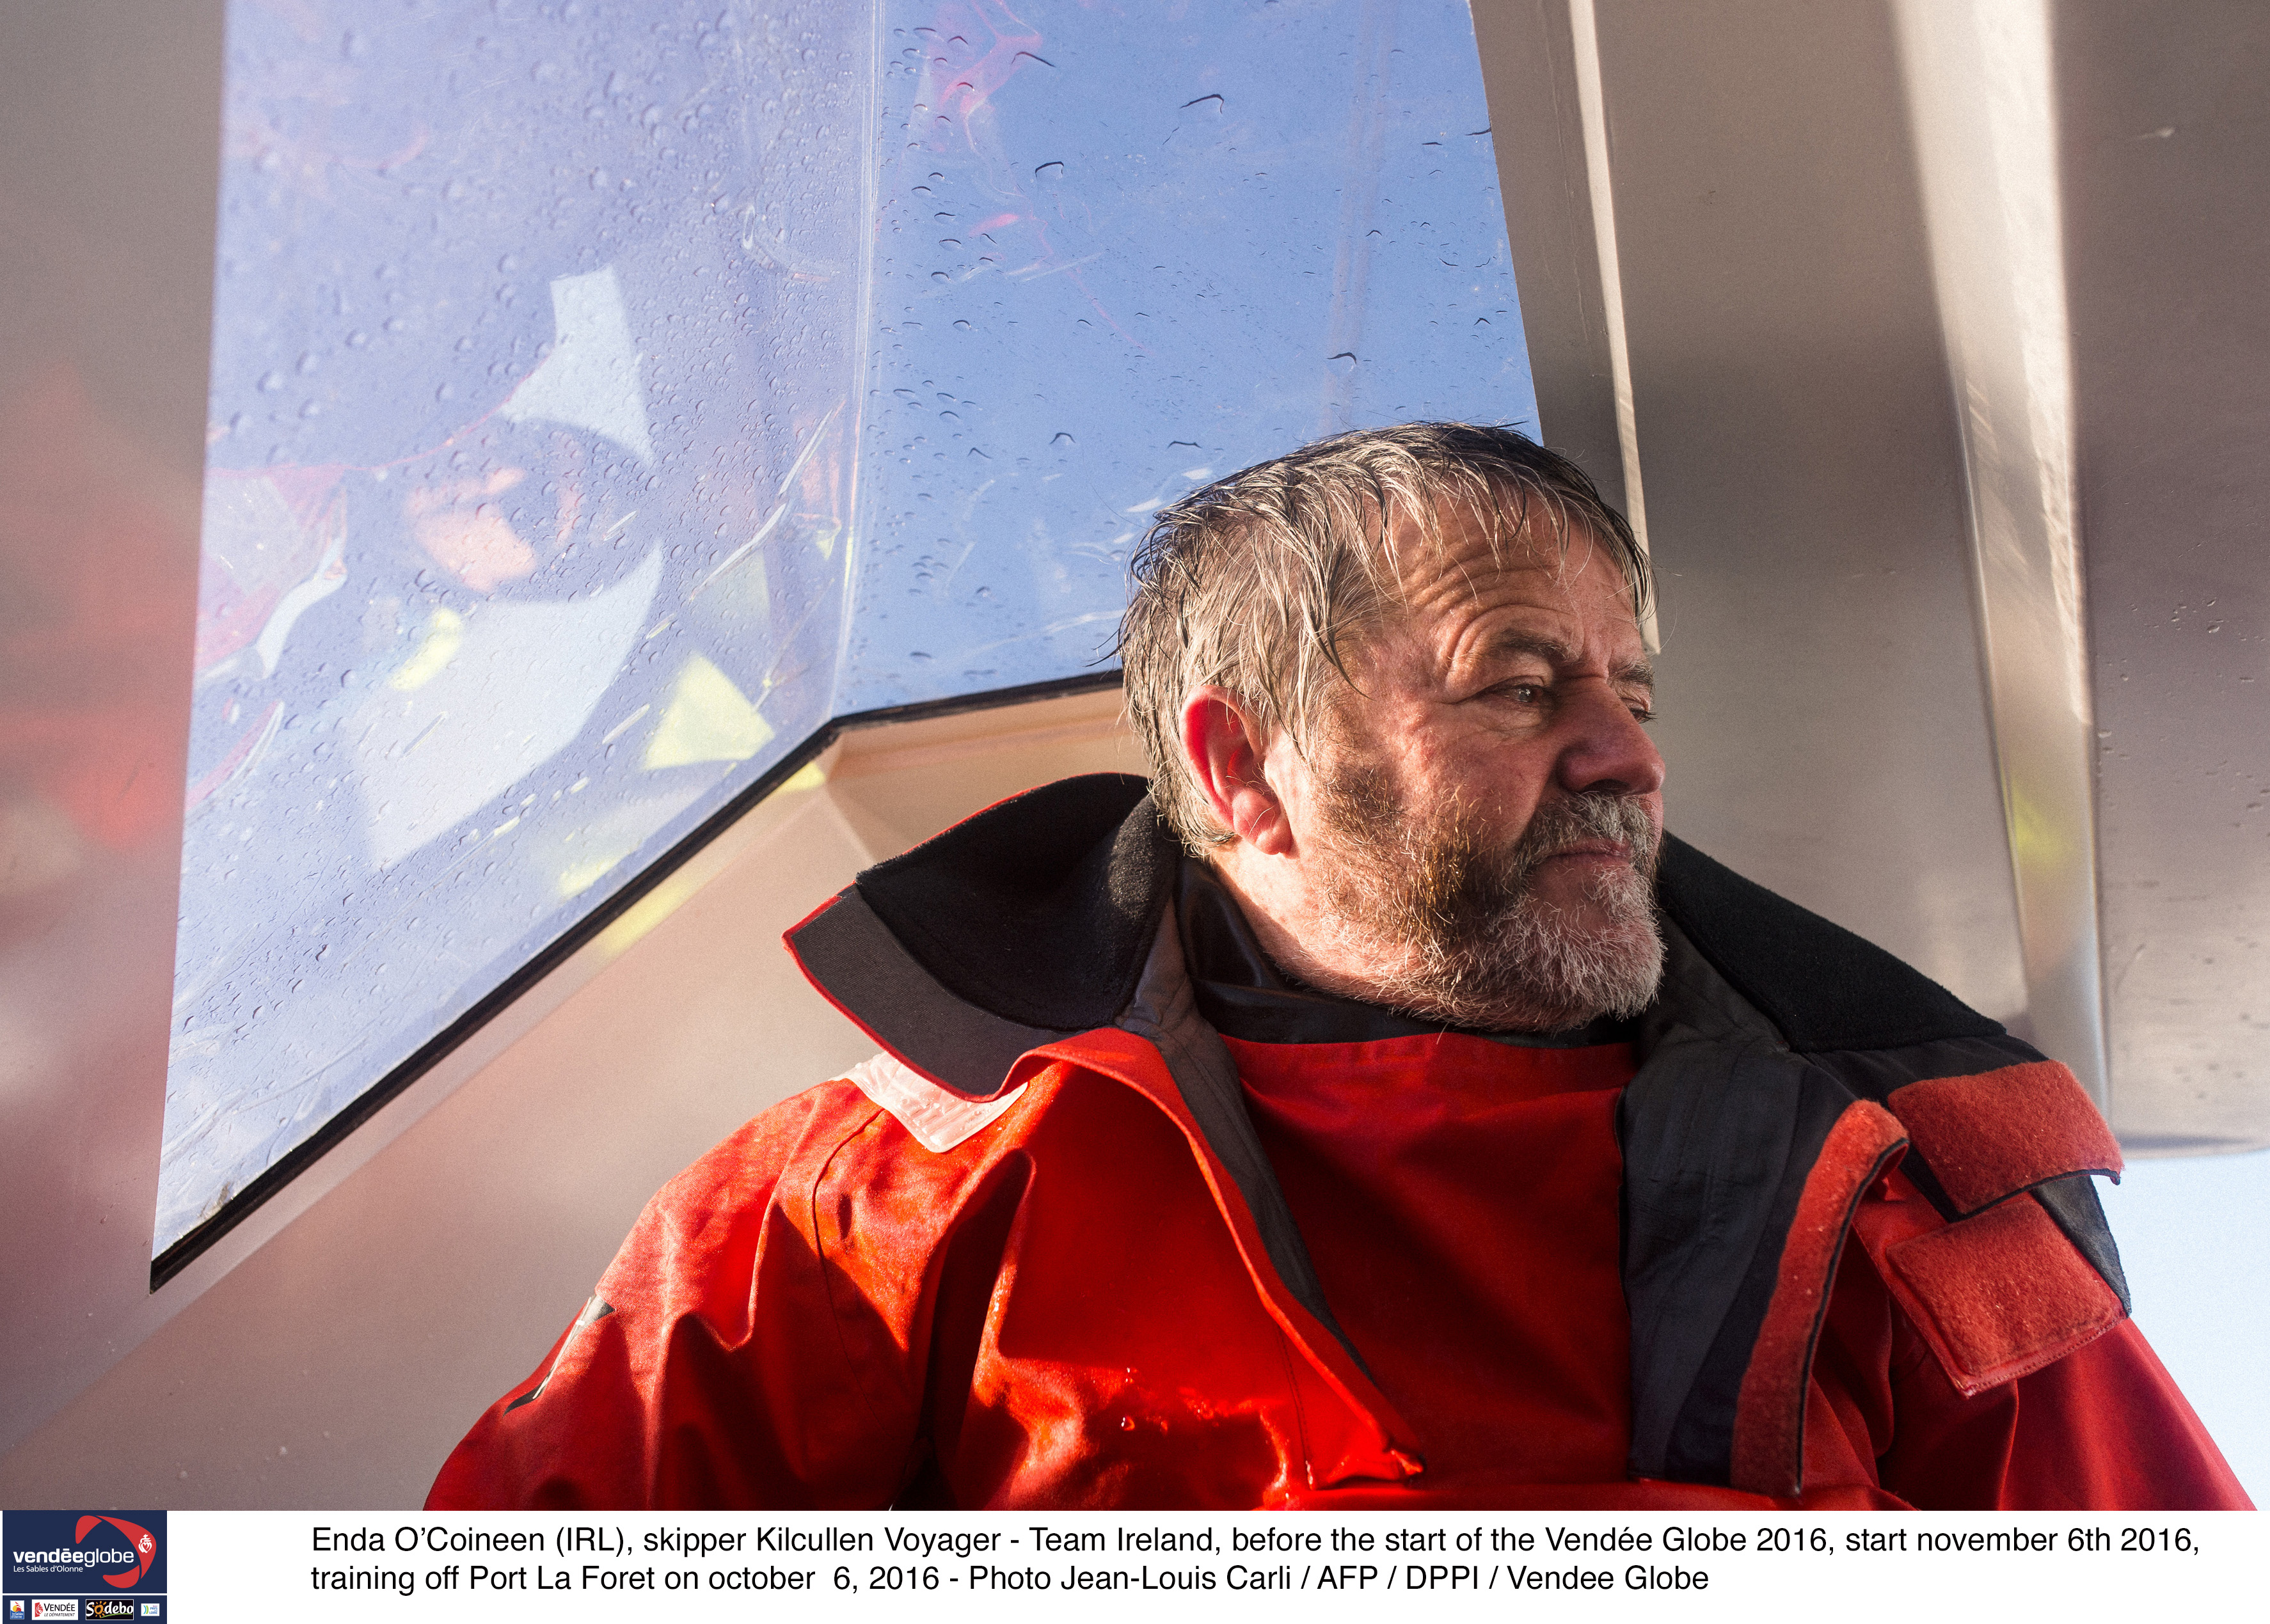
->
[790, 771, 2006, 1074]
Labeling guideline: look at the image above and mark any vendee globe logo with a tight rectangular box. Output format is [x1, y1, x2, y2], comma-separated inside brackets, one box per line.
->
[72, 1523, 154, 1592]
[3, 1511, 166, 1597]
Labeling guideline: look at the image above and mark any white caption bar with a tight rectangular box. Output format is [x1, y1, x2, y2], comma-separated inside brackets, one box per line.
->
[176, 1510, 2260, 1620]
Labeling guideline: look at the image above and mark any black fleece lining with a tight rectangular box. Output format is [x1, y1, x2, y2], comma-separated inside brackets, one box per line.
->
[854, 775, 1171, 1035]
[789, 890, 1074, 1098]
[833, 794, 2001, 1062]
[1655, 835, 2005, 1054]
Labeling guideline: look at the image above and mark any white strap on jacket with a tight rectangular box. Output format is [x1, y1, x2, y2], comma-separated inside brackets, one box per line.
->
[846, 1051, 1028, 1154]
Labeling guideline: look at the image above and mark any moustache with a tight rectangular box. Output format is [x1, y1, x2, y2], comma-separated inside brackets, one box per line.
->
[1504, 793, 1661, 890]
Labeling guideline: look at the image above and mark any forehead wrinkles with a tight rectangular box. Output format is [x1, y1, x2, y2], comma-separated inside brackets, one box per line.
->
[1361, 512, 1622, 687]
[1216, 477, 1619, 748]
[1377, 482, 1616, 626]
[1249, 481, 1557, 730]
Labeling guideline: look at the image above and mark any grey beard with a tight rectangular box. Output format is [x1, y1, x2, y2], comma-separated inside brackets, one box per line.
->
[1311, 778, 1666, 1032]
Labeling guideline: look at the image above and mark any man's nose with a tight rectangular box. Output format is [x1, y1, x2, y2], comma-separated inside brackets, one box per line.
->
[1557, 684, 1666, 798]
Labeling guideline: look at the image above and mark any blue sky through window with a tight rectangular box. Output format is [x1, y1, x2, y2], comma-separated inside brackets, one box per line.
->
[162, 0, 1536, 1256]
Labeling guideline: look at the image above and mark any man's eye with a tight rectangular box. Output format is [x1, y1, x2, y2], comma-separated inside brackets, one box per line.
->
[1630, 704, 1656, 723]
[1504, 682, 1548, 705]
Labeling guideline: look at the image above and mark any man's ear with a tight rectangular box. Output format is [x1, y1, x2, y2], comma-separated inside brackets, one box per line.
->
[1181, 686, 1296, 856]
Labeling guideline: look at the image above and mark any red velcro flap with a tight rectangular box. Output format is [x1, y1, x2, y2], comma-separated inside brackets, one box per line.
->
[1887, 1061, 2122, 1215]
[1729, 1100, 1909, 1499]
[1883, 1195, 2124, 1396]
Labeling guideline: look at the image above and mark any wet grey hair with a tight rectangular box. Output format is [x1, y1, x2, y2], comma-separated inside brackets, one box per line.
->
[1118, 421, 1653, 854]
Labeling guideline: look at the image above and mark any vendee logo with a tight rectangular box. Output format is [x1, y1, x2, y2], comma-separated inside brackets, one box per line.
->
[73, 1522, 153, 1593]
[3, 1511, 167, 1596]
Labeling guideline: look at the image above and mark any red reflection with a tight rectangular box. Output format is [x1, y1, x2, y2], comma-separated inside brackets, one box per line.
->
[0, 364, 197, 894]
[405, 466, 537, 592]
[193, 466, 345, 672]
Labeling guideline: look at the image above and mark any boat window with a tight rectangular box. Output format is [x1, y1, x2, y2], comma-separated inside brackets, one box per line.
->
[162, 0, 1535, 1265]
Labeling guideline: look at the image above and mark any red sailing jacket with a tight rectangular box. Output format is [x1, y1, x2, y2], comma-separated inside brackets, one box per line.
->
[429, 776, 2249, 1510]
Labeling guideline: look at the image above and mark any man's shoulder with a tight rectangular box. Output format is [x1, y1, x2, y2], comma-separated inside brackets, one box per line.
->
[651, 1048, 1135, 1222]
[643, 1075, 883, 1218]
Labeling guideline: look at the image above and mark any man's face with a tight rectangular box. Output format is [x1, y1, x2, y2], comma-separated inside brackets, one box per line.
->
[1295, 501, 1666, 1030]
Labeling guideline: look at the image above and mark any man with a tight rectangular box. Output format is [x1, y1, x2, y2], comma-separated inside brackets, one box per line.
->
[431, 423, 2246, 1510]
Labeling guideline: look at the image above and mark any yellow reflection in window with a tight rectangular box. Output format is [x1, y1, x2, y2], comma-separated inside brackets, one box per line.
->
[389, 607, 464, 691]
[556, 853, 625, 899]
[642, 653, 775, 770]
